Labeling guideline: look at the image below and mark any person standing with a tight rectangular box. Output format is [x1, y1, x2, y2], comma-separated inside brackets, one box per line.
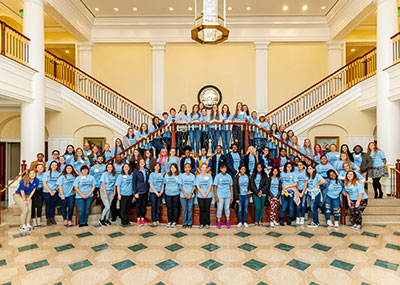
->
[57, 165, 77, 227]
[344, 171, 368, 231]
[233, 165, 250, 228]
[42, 161, 60, 225]
[99, 163, 117, 226]
[352, 145, 372, 175]
[163, 163, 181, 228]
[132, 159, 150, 225]
[74, 165, 96, 227]
[116, 163, 134, 226]
[176, 104, 189, 156]
[196, 163, 213, 229]
[267, 167, 282, 228]
[250, 163, 269, 226]
[226, 143, 243, 177]
[305, 165, 325, 228]
[149, 163, 164, 225]
[31, 164, 44, 227]
[213, 164, 234, 229]
[367, 142, 388, 199]
[14, 170, 38, 231]
[179, 164, 196, 228]
[211, 145, 227, 178]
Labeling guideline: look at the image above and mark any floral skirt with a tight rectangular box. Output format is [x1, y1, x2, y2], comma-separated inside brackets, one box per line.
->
[368, 166, 388, 179]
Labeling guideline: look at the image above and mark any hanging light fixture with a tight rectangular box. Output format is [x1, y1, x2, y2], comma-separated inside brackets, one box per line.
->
[191, 0, 229, 44]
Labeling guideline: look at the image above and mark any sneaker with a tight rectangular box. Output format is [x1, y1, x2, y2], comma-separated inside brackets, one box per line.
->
[171, 222, 176, 228]
[105, 220, 111, 225]
[26, 224, 33, 231]
[20, 225, 27, 232]
[334, 221, 339, 228]
[32, 219, 37, 227]
[270, 222, 275, 228]
[142, 219, 148, 225]
[237, 222, 242, 228]
[183, 225, 187, 229]
[307, 222, 318, 228]
[274, 221, 279, 226]
[351, 224, 360, 231]
[304, 213, 309, 221]
[296, 217, 300, 224]
[37, 218, 42, 226]
[167, 222, 172, 228]
[287, 220, 292, 226]
[99, 219, 105, 226]
[137, 220, 142, 226]
[356, 224, 361, 230]
[300, 218, 305, 225]
[217, 222, 221, 229]
[226, 221, 231, 229]
[350, 224, 357, 230]
[205, 224, 210, 229]
[199, 225, 204, 229]
[46, 219, 52, 226]
[279, 220, 285, 226]
[327, 220, 334, 227]
[244, 223, 249, 228]
[79, 224, 85, 227]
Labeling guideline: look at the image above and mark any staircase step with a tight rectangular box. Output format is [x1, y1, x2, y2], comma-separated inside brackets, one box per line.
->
[364, 206, 400, 215]
[362, 215, 400, 224]
[367, 198, 400, 206]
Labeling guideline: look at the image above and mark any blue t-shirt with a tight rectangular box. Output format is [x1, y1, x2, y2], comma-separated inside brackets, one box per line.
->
[36, 173, 44, 188]
[326, 152, 341, 165]
[100, 172, 117, 192]
[103, 151, 113, 162]
[64, 154, 74, 164]
[233, 111, 246, 122]
[200, 113, 210, 131]
[232, 152, 241, 171]
[43, 171, 61, 192]
[270, 177, 280, 197]
[300, 147, 313, 158]
[238, 174, 249, 196]
[73, 175, 96, 198]
[213, 173, 233, 199]
[178, 173, 196, 198]
[316, 163, 334, 178]
[73, 157, 90, 173]
[196, 173, 213, 199]
[167, 157, 180, 172]
[83, 149, 92, 157]
[115, 173, 133, 196]
[114, 163, 123, 176]
[307, 174, 324, 190]
[255, 174, 262, 190]
[89, 164, 106, 188]
[188, 113, 201, 129]
[370, 150, 385, 167]
[280, 172, 298, 187]
[352, 153, 362, 169]
[326, 179, 343, 199]
[16, 178, 39, 195]
[313, 153, 321, 164]
[295, 170, 308, 191]
[248, 155, 256, 174]
[163, 174, 180, 196]
[220, 113, 233, 130]
[149, 172, 164, 193]
[344, 181, 368, 200]
[279, 156, 287, 167]
[137, 131, 151, 149]
[45, 159, 59, 169]
[56, 174, 75, 197]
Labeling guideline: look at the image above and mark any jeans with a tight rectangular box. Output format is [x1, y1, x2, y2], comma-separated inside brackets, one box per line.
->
[237, 195, 249, 223]
[253, 194, 266, 223]
[255, 138, 266, 154]
[152, 139, 164, 157]
[198, 197, 212, 226]
[296, 194, 307, 218]
[270, 148, 277, 160]
[120, 195, 132, 224]
[163, 137, 171, 152]
[190, 129, 201, 154]
[280, 195, 294, 219]
[232, 126, 243, 152]
[100, 190, 113, 220]
[325, 196, 341, 222]
[180, 197, 194, 226]
[209, 129, 220, 153]
[61, 195, 75, 221]
[201, 132, 209, 150]
[135, 193, 147, 219]
[220, 130, 231, 154]
[76, 196, 93, 224]
[43, 192, 57, 219]
[166, 195, 180, 223]
[310, 193, 321, 225]
[150, 192, 162, 222]
[31, 187, 43, 219]
[217, 197, 231, 218]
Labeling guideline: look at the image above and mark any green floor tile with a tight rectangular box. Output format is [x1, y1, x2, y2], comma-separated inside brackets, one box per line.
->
[348, 243, 368, 252]
[154, 282, 165, 285]
[243, 259, 266, 271]
[171, 232, 187, 238]
[361, 231, 379, 238]
[330, 259, 354, 271]
[311, 243, 331, 252]
[385, 243, 400, 251]
[44, 232, 61, 238]
[298, 232, 314, 238]
[8, 224, 19, 228]
[18, 244, 38, 252]
[266, 231, 282, 238]
[235, 231, 251, 238]
[206, 283, 217, 285]
[0, 260, 6, 267]
[394, 232, 400, 236]
[238, 243, 257, 252]
[108, 232, 124, 238]
[128, 243, 147, 252]
[140, 232, 156, 238]
[112, 259, 135, 271]
[91, 244, 110, 252]
[201, 243, 220, 252]
[93, 225, 101, 228]
[25, 259, 49, 271]
[374, 259, 399, 271]
[1, 282, 11, 285]
[53, 282, 62, 285]
[361, 282, 371, 285]
[68, 259, 92, 271]
[104, 283, 113, 285]
[309, 282, 319, 285]
[199, 259, 223, 271]
[275, 243, 294, 252]
[165, 243, 184, 252]
[203, 232, 219, 238]
[0, 244, 2, 249]
[374, 224, 386, 228]
[156, 259, 179, 271]
[76, 232, 93, 238]
[257, 282, 268, 285]
[329, 232, 346, 238]
[12, 232, 30, 238]
[54, 244, 75, 252]
[287, 259, 311, 271]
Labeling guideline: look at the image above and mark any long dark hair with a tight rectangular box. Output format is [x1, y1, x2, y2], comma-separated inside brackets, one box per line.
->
[167, 163, 180, 176]
[251, 163, 267, 180]
[64, 144, 75, 156]
[306, 165, 317, 179]
[269, 166, 280, 178]
[61, 164, 78, 178]
[340, 144, 353, 162]
[283, 162, 294, 173]
[326, 169, 338, 183]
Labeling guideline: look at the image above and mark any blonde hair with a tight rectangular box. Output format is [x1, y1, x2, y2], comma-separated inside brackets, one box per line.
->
[24, 170, 36, 187]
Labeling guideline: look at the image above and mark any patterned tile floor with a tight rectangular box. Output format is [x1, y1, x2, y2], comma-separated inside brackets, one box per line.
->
[1, 222, 400, 284]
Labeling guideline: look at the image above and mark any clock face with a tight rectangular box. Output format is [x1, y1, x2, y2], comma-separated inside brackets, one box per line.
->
[198, 85, 222, 109]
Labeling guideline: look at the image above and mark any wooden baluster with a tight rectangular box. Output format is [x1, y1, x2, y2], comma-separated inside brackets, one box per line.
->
[171, 120, 176, 150]
[21, 160, 27, 172]
[244, 121, 249, 153]
[0, 22, 4, 56]
[396, 159, 400, 199]
[340, 194, 347, 225]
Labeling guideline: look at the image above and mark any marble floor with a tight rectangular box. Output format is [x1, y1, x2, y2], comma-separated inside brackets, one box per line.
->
[0, 222, 400, 285]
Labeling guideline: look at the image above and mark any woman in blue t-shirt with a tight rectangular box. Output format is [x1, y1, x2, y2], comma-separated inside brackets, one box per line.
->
[116, 163, 133, 226]
[99, 163, 117, 226]
[367, 142, 388, 199]
[43, 161, 61, 225]
[63, 144, 75, 165]
[344, 171, 368, 231]
[73, 148, 90, 174]
[163, 163, 180, 228]
[136, 123, 151, 156]
[324, 170, 343, 228]
[213, 164, 234, 229]
[74, 165, 96, 227]
[295, 161, 309, 225]
[250, 163, 269, 226]
[305, 165, 325, 227]
[179, 163, 196, 228]
[233, 165, 250, 228]
[188, 104, 201, 154]
[57, 164, 78, 226]
[232, 102, 245, 152]
[149, 163, 164, 225]
[268, 167, 282, 228]
[279, 162, 298, 226]
[196, 163, 213, 229]
[220, 104, 233, 154]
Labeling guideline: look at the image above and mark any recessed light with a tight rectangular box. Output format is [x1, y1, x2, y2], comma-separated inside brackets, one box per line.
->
[351, 48, 356, 52]
[133, 7, 138, 11]
[94, 7, 99, 12]
[65, 50, 70, 54]
[246, 7, 251, 11]
[188, 7, 193, 11]
[169, 7, 174, 11]
[283, 5, 288, 11]
[114, 8, 119, 12]
[228, 7, 232, 11]
[321, 6, 326, 10]
[302, 5, 308, 11]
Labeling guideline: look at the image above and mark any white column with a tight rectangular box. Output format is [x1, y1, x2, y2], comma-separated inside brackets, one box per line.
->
[21, 0, 45, 164]
[327, 40, 343, 73]
[376, 0, 400, 164]
[150, 42, 166, 117]
[254, 41, 270, 114]
[77, 42, 93, 74]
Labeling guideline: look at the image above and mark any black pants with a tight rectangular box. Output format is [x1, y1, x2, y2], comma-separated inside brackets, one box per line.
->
[177, 131, 189, 156]
[372, 177, 383, 198]
[111, 194, 120, 220]
[31, 188, 43, 218]
[136, 193, 147, 219]
[232, 125, 243, 152]
[198, 198, 212, 226]
[166, 194, 180, 223]
[150, 193, 162, 222]
[120, 195, 132, 224]
[201, 132, 209, 150]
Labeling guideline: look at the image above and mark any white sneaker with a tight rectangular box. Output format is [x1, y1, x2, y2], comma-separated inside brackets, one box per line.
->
[171, 222, 176, 228]
[300, 218, 305, 225]
[327, 220, 334, 227]
[167, 222, 172, 228]
[32, 219, 37, 227]
[244, 223, 249, 228]
[270, 222, 275, 228]
[274, 221, 279, 226]
[334, 221, 339, 228]
[307, 222, 318, 228]
[20, 225, 27, 232]
[304, 213, 309, 221]
[350, 224, 357, 230]
[26, 224, 33, 231]
[353, 224, 361, 231]
[296, 217, 300, 224]
[37, 218, 42, 226]
[237, 222, 242, 228]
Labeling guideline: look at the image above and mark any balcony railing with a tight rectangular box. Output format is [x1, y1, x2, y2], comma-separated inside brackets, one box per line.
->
[0, 20, 30, 65]
[391, 32, 400, 65]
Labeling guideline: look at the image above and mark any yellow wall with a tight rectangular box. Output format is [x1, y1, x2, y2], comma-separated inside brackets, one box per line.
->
[44, 32, 76, 43]
[345, 30, 377, 41]
[92, 43, 153, 111]
[0, 113, 20, 139]
[268, 42, 329, 111]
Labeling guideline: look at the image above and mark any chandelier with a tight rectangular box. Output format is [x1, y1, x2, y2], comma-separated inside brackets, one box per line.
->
[191, 0, 230, 44]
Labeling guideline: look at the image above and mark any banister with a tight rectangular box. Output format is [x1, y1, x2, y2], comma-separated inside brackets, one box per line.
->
[0, 20, 30, 41]
[390, 32, 400, 40]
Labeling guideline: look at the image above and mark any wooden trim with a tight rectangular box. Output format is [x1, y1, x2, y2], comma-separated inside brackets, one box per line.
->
[391, 32, 400, 40]
[383, 60, 400, 71]
[0, 20, 30, 41]
[1, 22, 5, 56]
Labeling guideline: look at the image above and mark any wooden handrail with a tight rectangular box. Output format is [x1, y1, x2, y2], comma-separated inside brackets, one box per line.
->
[0, 20, 30, 65]
[391, 32, 400, 40]
[0, 169, 27, 194]
[0, 20, 30, 41]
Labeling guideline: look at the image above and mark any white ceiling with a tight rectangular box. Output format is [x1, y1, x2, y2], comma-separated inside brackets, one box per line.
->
[81, 0, 339, 17]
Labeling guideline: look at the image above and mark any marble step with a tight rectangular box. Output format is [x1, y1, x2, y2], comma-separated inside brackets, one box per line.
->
[364, 206, 400, 215]
[362, 215, 400, 224]
[367, 198, 400, 206]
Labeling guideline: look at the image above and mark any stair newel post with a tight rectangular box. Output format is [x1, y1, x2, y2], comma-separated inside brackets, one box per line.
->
[171, 120, 176, 151]
[21, 160, 27, 173]
[1, 22, 5, 56]
[396, 159, 400, 199]
[340, 194, 347, 225]
[244, 121, 249, 154]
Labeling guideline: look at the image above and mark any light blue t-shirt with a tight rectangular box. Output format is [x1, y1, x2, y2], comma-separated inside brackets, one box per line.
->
[313, 153, 321, 164]
[178, 173, 196, 198]
[238, 174, 249, 196]
[115, 173, 133, 196]
[279, 156, 287, 167]
[316, 163, 334, 178]
[100, 172, 117, 193]
[255, 174, 262, 190]
[232, 152, 241, 171]
[103, 151, 113, 162]
[326, 152, 341, 165]
[64, 154, 74, 164]
[300, 147, 313, 158]
[45, 159, 59, 169]
[213, 173, 233, 199]
[280, 172, 298, 187]
[56, 174, 75, 197]
[43, 170, 61, 192]
[344, 181, 368, 200]
[83, 149, 92, 157]
[90, 164, 106, 188]
[270, 177, 280, 197]
[36, 173, 44, 188]
[307, 174, 324, 190]
[200, 113, 210, 131]
[196, 173, 213, 199]
[352, 153, 362, 169]
[220, 113, 233, 130]
[248, 155, 256, 174]
[295, 170, 308, 191]
[73, 157, 90, 173]
[137, 131, 151, 149]
[233, 111, 246, 122]
[113, 163, 123, 177]
[326, 179, 343, 199]
[188, 113, 201, 129]
[149, 172, 164, 193]
[167, 157, 180, 172]
[370, 150, 386, 167]
[73, 175, 96, 198]
[163, 174, 180, 196]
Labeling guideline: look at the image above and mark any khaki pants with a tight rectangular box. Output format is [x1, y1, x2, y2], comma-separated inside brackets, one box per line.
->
[14, 194, 32, 225]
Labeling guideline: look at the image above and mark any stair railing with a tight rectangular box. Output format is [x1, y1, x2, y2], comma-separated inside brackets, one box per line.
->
[266, 48, 377, 128]
[0, 20, 30, 66]
[392, 32, 400, 65]
[388, 160, 400, 199]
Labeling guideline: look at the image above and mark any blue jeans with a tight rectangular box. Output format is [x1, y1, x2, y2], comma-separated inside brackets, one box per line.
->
[280, 195, 294, 219]
[237, 195, 249, 223]
[310, 193, 321, 224]
[152, 139, 164, 157]
[190, 129, 201, 154]
[296, 194, 307, 218]
[209, 129, 220, 153]
[180, 197, 194, 225]
[76, 197, 94, 224]
[255, 138, 266, 153]
[221, 130, 231, 154]
[61, 195, 75, 221]
[100, 190, 113, 220]
[217, 197, 231, 218]
[43, 192, 57, 219]
[150, 192, 162, 222]
[270, 148, 277, 160]
[325, 196, 341, 222]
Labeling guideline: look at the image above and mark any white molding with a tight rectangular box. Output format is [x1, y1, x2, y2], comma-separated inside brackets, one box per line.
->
[151, 41, 166, 116]
[386, 63, 400, 102]
[44, 77, 63, 111]
[255, 41, 270, 114]
[359, 75, 377, 110]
